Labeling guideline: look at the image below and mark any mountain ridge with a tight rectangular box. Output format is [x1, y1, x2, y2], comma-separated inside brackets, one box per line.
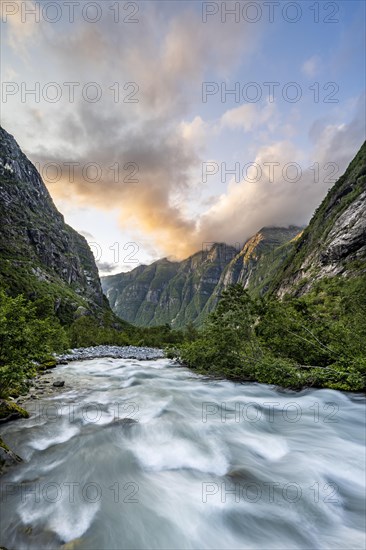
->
[102, 227, 302, 327]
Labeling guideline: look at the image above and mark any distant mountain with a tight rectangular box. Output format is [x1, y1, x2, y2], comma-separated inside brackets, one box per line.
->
[273, 141, 366, 297]
[102, 243, 239, 327]
[0, 127, 113, 324]
[197, 226, 302, 323]
[102, 228, 302, 328]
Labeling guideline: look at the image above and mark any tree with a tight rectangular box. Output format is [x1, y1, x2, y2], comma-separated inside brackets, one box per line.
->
[0, 290, 68, 398]
[184, 321, 198, 343]
[179, 285, 261, 377]
[176, 278, 366, 391]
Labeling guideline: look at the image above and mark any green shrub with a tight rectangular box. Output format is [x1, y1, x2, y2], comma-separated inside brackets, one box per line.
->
[0, 290, 69, 398]
[174, 279, 366, 391]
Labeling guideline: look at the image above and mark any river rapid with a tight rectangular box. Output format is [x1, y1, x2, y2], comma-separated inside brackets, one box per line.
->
[0, 357, 365, 550]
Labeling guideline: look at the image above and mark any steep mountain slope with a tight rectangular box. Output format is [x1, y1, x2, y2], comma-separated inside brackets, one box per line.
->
[0, 127, 111, 323]
[273, 141, 366, 297]
[197, 226, 302, 322]
[102, 243, 238, 327]
[103, 258, 180, 325]
[102, 228, 301, 328]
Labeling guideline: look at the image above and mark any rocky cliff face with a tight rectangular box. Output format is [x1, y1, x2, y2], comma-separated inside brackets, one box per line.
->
[197, 226, 302, 322]
[102, 228, 301, 328]
[273, 141, 366, 297]
[102, 243, 239, 327]
[0, 127, 107, 322]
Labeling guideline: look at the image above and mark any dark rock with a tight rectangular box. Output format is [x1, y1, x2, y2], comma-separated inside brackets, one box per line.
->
[0, 399, 29, 423]
[0, 412, 22, 424]
[0, 436, 22, 475]
[53, 381, 65, 387]
[275, 142, 366, 296]
[74, 306, 91, 318]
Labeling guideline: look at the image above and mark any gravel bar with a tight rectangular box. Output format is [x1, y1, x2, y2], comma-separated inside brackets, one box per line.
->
[56, 345, 165, 362]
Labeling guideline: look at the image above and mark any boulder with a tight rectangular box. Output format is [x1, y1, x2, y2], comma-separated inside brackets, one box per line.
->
[52, 381, 65, 388]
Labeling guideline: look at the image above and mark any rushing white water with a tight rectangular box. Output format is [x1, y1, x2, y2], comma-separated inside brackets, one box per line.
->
[0, 358, 365, 550]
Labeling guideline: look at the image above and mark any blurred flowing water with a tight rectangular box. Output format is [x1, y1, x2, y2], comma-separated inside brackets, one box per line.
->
[0, 358, 365, 550]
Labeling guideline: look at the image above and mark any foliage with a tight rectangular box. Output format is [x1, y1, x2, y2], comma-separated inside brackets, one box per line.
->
[176, 279, 366, 391]
[179, 285, 262, 377]
[0, 399, 29, 420]
[184, 322, 199, 343]
[68, 317, 185, 349]
[1, 272, 364, 398]
[68, 316, 131, 348]
[0, 290, 69, 398]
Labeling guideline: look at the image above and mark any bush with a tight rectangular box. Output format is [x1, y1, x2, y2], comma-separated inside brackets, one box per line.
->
[179, 285, 262, 377]
[174, 279, 366, 391]
[0, 290, 69, 398]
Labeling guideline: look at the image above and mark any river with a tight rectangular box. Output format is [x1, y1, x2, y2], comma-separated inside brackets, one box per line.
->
[0, 358, 365, 549]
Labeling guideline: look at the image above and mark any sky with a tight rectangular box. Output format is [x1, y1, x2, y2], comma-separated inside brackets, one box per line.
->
[1, 0, 365, 275]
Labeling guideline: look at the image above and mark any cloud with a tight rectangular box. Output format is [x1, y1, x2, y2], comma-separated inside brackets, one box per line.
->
[197, 98, 365, 247]
[301, 55, 321, 78]
[79, 230, 96, 241]
[308, 94, 366, 170]
[27, 93, 366, 260]
[97, 261, 119, 275]
[220, 102, 278, 133]
[4, 0, 39, 55]
[31, 108, 201, 258]
[198, 140, 307, 245]
[4, 2, 365, 263]
[3, 67, 19, 80]
[180, 116, 209, 150]
[12, 3, 260, 259]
